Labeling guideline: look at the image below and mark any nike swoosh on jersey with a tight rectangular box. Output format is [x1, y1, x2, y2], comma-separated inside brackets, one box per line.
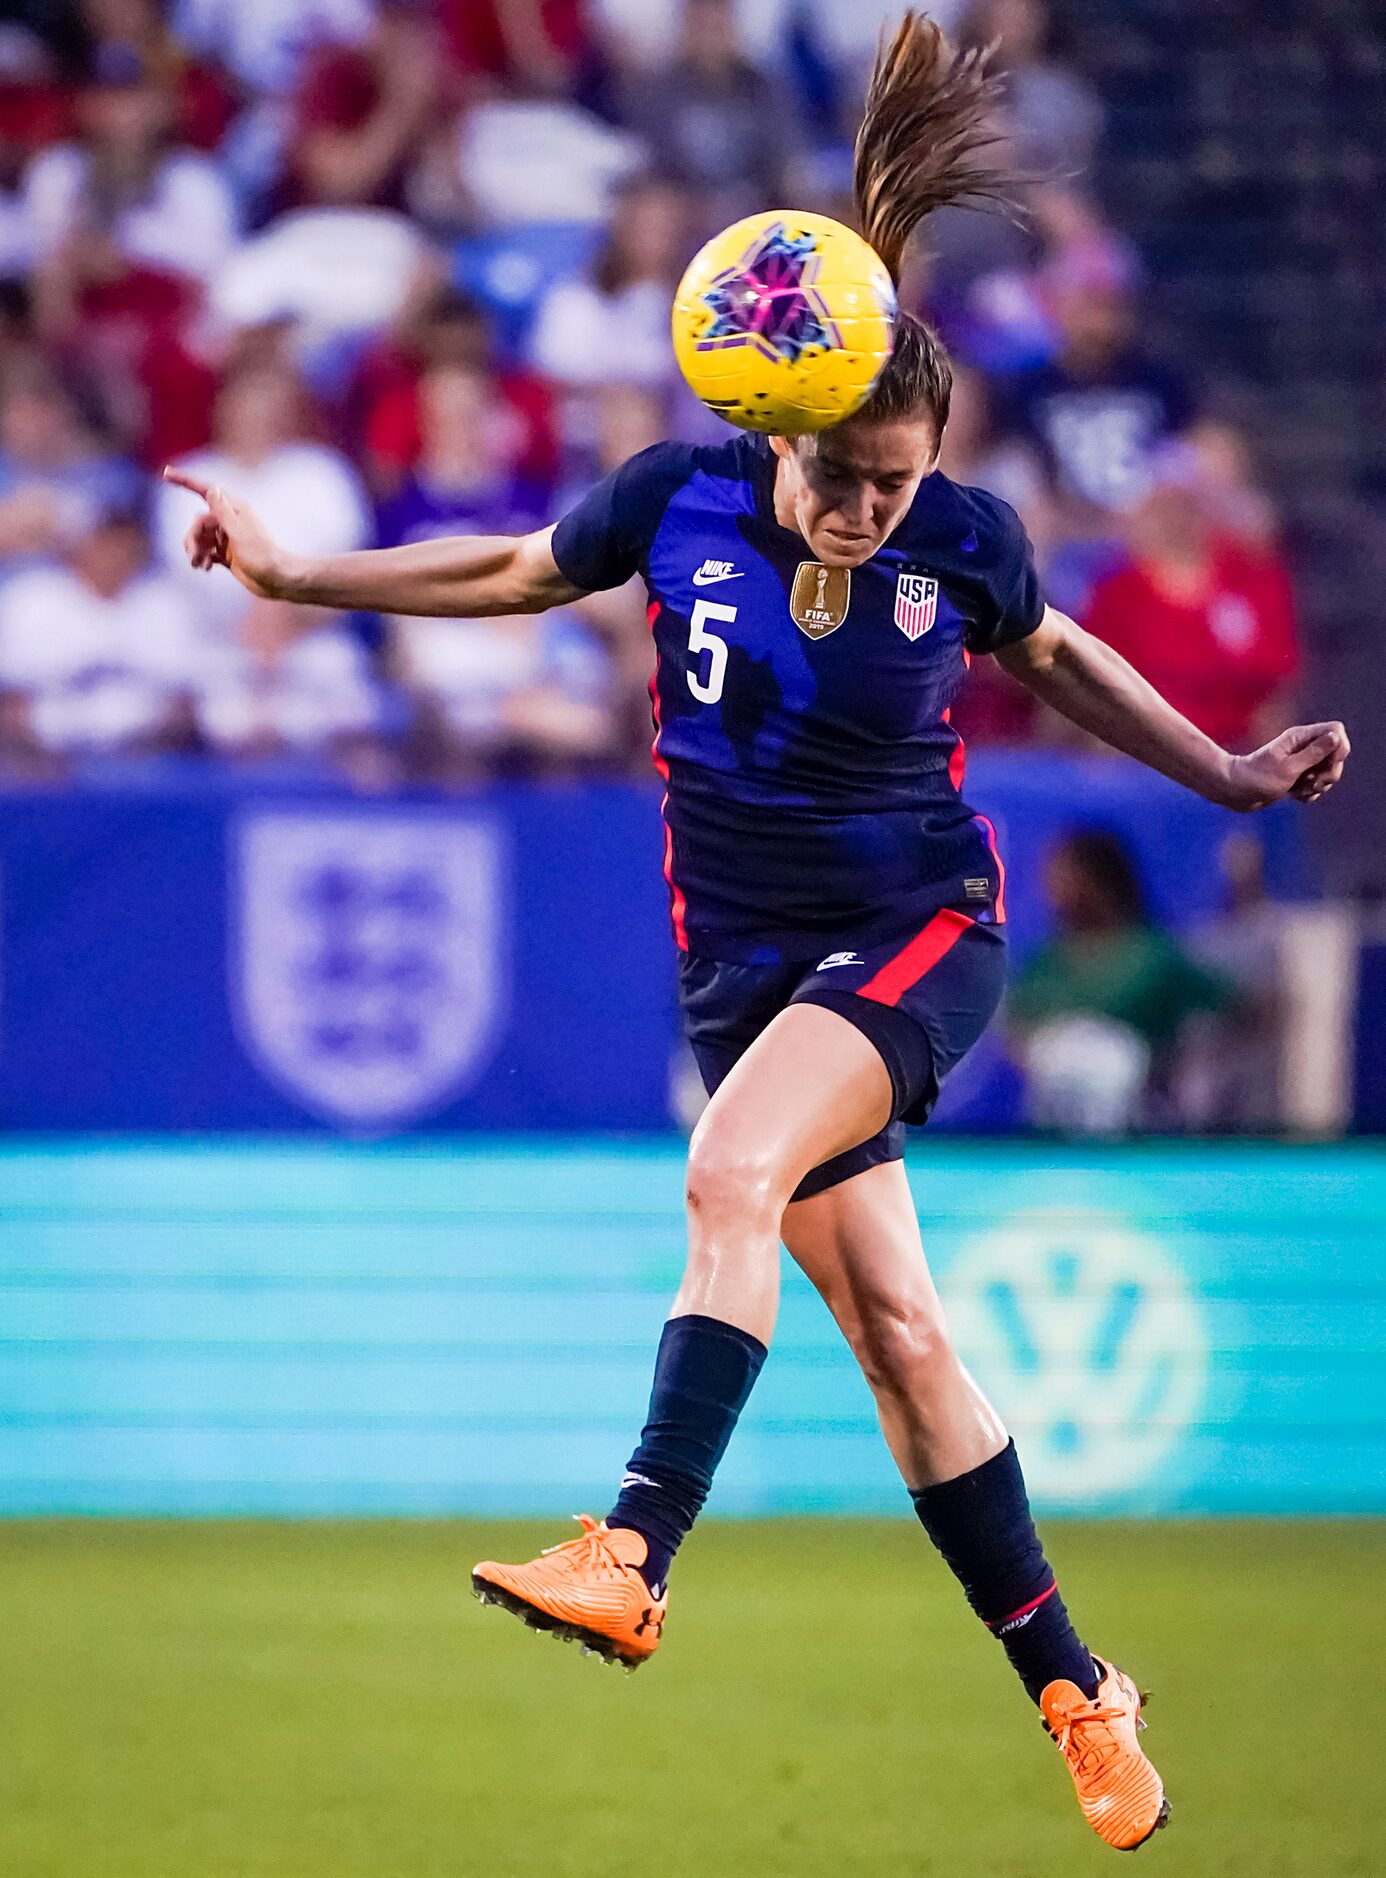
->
[692, 567, 745, 585]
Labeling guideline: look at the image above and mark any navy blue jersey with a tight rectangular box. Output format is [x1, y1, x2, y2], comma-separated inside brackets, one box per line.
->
[552, 433, 1044, 964]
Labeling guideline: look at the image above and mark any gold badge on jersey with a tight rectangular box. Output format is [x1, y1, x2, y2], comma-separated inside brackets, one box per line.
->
[790, 562, 851, 639]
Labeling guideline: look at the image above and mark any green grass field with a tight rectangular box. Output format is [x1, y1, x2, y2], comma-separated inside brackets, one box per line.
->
[3, 1519, 1383, 1877]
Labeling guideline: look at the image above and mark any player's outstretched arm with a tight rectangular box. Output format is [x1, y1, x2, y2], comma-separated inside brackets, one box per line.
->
[998, 606, 1350, 811]
[161, 469, 585, 620]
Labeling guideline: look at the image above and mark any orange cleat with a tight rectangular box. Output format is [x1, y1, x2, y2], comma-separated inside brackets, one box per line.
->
[472, 1516, 667, 1669]
[1041, 1657, 1170, 1852]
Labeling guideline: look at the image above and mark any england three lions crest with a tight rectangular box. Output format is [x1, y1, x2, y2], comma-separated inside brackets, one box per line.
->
[233, 812, 505, 1128]
[895, 573, 939, 641]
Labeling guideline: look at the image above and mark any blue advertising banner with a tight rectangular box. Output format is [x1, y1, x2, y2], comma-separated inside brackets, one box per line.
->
[0, 778, 677, 1132]
[1, 1140, 1380, 1518]
[0, 758, 1302, 1135]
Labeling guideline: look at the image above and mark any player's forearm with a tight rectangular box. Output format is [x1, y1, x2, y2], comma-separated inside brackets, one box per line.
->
[1003, 614, 1238, 805]
[272, 534, 552, 618]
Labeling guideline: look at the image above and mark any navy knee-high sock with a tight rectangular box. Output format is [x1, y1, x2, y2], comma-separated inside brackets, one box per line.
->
[911, 1440, 1100, 1703]
[607, 1312, 767, 1591]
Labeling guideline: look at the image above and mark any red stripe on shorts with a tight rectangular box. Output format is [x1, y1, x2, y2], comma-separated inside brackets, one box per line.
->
[858, 908, 976, 1008]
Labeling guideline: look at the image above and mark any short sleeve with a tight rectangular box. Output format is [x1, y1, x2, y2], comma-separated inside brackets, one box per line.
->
[964, 494, 1046, 655]
[550, 442, 693, 593]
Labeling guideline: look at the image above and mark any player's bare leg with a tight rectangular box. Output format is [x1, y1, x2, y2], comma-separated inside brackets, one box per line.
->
[783, 1162, 1169, 1851]
[671, 1000, 894, 1342]
[782, 1159, 1004, 1485]
[473, 1003, 892, 1664]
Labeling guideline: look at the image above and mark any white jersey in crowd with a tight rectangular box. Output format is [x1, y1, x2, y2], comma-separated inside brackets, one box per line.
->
[0, 566, 198, 754]
[591, 0, 965, 71]
[155, 444, 371, 634]
[21, 148, 240, 284]
[156, 444, 380, 750]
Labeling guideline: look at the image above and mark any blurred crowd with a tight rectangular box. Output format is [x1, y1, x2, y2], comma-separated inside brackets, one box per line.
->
[1010, 824, 1286, 1137]
[0, 0, 1301, 786]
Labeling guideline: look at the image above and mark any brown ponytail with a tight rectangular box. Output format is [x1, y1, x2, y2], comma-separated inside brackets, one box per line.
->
[847, 13, 1021, 434]
[854, 11, 1019, 287]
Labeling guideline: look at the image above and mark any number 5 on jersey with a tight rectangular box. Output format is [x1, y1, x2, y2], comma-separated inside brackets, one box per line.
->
[687, 598, 735, 704]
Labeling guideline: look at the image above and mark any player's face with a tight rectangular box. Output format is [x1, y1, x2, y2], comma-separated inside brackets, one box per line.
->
[772, 416, 940, 567]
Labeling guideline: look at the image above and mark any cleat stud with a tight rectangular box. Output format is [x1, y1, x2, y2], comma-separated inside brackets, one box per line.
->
[466, 1573, 649, 1671]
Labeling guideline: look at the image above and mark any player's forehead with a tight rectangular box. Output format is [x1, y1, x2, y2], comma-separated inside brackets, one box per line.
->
[808, 414, 935, 482]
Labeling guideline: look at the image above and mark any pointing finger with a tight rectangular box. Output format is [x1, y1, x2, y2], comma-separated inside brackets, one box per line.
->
[163, 468, 212, 500]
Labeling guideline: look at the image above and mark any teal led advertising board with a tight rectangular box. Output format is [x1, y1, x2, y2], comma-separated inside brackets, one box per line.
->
[2, 1141, 1381, 1517]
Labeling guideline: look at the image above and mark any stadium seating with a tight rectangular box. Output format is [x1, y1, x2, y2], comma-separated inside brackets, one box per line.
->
[1058, 0, 1386, 894]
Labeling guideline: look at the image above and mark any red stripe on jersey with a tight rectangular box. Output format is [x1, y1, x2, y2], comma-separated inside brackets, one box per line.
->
[948, 726, 967, 793]
[645, 600, 688, 949]
[974, 813, 1007, 922]
[646, 601, 666, 775]
[941, 703, 967, 792]
[859, 908, 975, 1007]
[660, 803, 688, 950]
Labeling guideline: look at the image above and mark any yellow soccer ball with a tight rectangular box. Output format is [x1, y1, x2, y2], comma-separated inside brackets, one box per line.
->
[671, 211, 897, 434]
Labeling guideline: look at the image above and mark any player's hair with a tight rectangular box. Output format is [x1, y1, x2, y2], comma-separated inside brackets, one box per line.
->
[850, 11, 1021, 433]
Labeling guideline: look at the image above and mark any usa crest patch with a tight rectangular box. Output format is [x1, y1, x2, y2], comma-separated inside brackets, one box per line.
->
[894, 573, 938, 641]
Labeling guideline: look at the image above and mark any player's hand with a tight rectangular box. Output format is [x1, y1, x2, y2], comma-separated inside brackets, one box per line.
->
[162, 469, 296, 600]
[1222, 721, 1350, 811]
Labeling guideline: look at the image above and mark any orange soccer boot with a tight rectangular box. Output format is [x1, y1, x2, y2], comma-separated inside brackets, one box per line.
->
[472, 1516, 667, 1668]
[1041, 1656, 1170, 1852]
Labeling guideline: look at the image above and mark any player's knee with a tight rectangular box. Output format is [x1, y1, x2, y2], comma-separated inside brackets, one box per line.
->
[685, 1119, 787, 1232]
[851, 1295, 955, 1406]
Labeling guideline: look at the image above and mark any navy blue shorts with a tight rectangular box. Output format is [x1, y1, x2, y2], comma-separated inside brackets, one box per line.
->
[679, 910, 1007, 1202]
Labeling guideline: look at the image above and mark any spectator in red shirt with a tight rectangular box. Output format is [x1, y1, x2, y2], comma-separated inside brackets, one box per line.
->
[355, 276, 558, 496]
[1082, 442, 1299, 751]
[43, 251, 217, 465]
[443, 0, 591, 92]
[0, 44, 78, 204]
[374, 361, 553, 549]
[18, 48, 223, 466]
[280, 1, 441, 213]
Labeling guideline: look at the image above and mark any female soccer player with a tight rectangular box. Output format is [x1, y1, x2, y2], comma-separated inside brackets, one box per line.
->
[167, 16, 1348, 1853]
